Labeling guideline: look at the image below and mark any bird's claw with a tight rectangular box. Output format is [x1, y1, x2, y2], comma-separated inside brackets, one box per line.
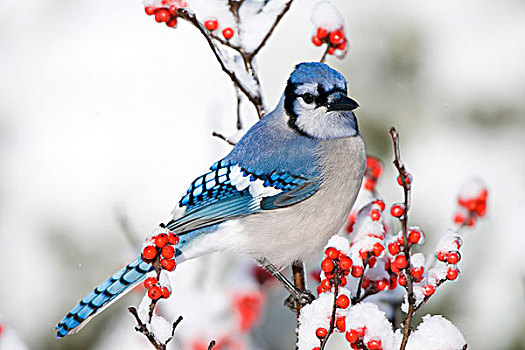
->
[284, 289, 315, 311]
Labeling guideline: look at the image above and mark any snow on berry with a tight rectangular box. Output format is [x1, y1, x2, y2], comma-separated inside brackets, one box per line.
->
[344, 303, 395, 349]
[454, 177, 488, 225]
[297, 288, 353, 350]
[310, 0, 350, 58]
[397, 315, 467, 350]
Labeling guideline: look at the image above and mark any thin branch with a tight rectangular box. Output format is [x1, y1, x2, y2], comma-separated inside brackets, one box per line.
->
[320, 45, 330, 63]
[212, 131, 237, 146]
[235, 88, 243, 130]
[128, 307, 183, 350]
[319, 269, 340, 350]
[177, 8, 263, 117]
[248, 0, 295, 59]
[292, 260, 307, 318]
[352, 260, 368, 304]
[389, 127, 415, 350]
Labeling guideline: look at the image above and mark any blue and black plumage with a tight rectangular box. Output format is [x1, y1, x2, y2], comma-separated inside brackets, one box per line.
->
[55, 62, 366, 338]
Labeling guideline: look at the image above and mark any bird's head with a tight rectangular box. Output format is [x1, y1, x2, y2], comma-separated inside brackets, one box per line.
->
[283, 62, 359, 140]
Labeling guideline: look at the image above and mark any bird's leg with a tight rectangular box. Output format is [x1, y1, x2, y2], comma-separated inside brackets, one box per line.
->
[256, 258, 315, 311]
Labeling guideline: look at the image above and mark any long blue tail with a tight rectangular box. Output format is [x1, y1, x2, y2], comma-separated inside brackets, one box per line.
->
[55, 257, 153, 338]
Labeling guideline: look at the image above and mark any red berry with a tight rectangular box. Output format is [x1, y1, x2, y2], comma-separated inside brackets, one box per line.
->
[168, 5, 177, 16]
[346, 329, 359, 343]
[368, 257, 377, 268]
[408, 229, 422, 244]
[339, 257, 353, 270]
[312, 36, 322, 46]
[367, 339, 382, 350]
[313, 348, 320, 350]
[364, 178, 375, 190]
[447, 267, 459, 280]
[337, 40, 347, 51]
[168, 233, 179, 245]
[321, 258, 334, 272]
[340, 276, 347, 286]
[397, 173, 412, 186]
[372, 243, 384, 257]
[222, 28, 234, 39]
[393, 255, 407, 270]
[351, 265, 363, 278]
[317, 285, 324, 295]
[390, 204, 405, 218]
[373, 199, 386, 212]
[398, 274, 407, 286]
[161, 245, 175, 259]
[204, 19, 218, 31]
[166, 18, 177, 28]
[321, 279, 332, 290]
[389, 276, 398, 290]
[377, 279, 388, 291]
[148, 286, 162, 300]
[423, 284, 435, 296]
[155, 234, 169, 248]
[453, 212, 465, 224]
[388, 242, 399, 255]
[437, 251, 446, 261]
[142, 246, 157, 260]
[356, 327, 366, 336]
[479, 189, 488, 201]
[325, 247, 340, 260]
[168, 5, 178, 15]
[144, 277, 158, 289]
[317, 27, 328, 38]
[316, 327, 328, 338]
[327, 47, 335, 55]
[161, 286, 171, 298]
[447, 252, 461, 264]
[155, 9, 171, 23]
[329, 31, 344, 45]
[336, 316, 346, 332]
[336, 295, 350, 309]
[145, 6, 156, 15]
[411, 267, 424, 279]
[161, 258, 176, 271]
[370, 209, 381, 221]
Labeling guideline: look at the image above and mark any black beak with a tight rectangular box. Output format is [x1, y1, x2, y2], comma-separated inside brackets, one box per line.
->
[327, 94, 359, 112]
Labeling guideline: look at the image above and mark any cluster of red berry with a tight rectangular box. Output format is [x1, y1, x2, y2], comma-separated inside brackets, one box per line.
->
[144, 276, 172, 300]
[311, 27, 348, 58]
[144, 0, 235, 39]
[436, 236, 462, 283]
[454, 187, 488, 227]
[141, 231, 180, 272]
[345, 327, 382, 350]
[363, 156, 383, 192]
[318, 247, 353, 294]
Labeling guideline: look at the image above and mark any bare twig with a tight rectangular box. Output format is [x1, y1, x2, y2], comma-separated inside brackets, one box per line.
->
[212, 131, 237, 146]
[248, 0, 295, 59]
[352, 260, 368, 304]
[208, 340, 217, 350]
[320, 45, 330, 63]
[128, 307, 183, 350]
[389, 127, 415, 350]
[319, 269, 341, 350]
[235, 87, 243, 130]
[177, 8, 263, 118]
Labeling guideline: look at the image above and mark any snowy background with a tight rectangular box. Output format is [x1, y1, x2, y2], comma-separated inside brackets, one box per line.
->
[0, 0, 524, 349]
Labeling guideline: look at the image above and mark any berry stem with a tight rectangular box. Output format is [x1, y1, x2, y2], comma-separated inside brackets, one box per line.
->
[352, 260, 368, 305]
[389, 127, 415, 350]
[319, 268, 340, 350]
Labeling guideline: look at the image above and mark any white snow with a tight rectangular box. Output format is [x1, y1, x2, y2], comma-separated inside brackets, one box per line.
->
[402, 315, 467, 350]
[324, 234, 351, 256]
[435, 229, 461, 254]
[410, 253, 425, 268]
[311, 0, 344, 32]
[345, 303, 395, 350]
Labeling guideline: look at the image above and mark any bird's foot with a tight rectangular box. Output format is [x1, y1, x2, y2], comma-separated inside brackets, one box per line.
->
[284, 289, 316, 311]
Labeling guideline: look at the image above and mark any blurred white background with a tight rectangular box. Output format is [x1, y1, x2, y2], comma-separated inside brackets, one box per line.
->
[0, 0, 524, 349]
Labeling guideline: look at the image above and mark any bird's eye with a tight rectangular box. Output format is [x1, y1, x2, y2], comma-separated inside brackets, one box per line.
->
[302, 93, 316, 104]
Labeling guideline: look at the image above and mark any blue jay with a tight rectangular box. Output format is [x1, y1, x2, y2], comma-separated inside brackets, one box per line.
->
[55, 62, 366, 338]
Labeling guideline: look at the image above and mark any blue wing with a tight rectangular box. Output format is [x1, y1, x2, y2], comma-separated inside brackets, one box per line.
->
[167, 158, 321, 234]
